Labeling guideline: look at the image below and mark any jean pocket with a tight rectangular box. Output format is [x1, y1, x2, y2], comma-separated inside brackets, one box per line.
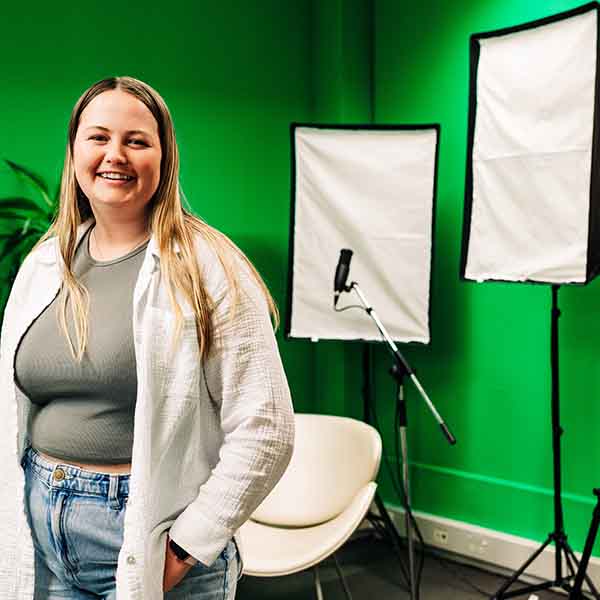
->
[63, 494, 125, 566]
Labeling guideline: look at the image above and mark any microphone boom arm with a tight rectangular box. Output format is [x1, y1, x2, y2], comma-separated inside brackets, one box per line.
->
[349, 281, 456, 445]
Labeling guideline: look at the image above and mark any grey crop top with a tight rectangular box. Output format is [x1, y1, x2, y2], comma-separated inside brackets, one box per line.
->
[14, 225, 149, 464]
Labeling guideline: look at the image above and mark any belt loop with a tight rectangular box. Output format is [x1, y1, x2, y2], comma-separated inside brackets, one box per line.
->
[108, 475, 120, 510]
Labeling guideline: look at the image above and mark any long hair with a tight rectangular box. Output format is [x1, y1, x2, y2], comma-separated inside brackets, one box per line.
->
[31, 76, 278, 361]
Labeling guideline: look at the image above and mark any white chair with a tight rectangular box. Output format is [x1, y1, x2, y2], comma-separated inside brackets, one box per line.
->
[238, 413, 382, 600]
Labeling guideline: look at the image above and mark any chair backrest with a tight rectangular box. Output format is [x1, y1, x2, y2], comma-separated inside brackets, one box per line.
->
[251, 413, 382, 527]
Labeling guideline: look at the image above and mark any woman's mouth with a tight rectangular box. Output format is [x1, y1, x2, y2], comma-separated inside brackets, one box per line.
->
[97, 172, 136, 185]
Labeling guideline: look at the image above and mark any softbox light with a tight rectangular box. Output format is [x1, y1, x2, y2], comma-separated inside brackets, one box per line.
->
[461, 2, 600, 284]
[286, 124, 440, 344]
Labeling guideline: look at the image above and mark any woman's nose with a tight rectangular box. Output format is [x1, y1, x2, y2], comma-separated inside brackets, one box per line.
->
[104, 140, 128, 164]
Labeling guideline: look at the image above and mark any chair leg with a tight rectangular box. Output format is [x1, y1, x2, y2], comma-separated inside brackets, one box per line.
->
[332, 553, 353, 600]
[313, 564, 325, 600]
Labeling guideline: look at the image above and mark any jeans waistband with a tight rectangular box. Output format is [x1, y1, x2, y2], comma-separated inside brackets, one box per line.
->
[23, 446, 130, 499]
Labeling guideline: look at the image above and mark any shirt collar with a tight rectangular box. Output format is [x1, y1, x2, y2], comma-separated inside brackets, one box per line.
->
[35, 218, 180, 266]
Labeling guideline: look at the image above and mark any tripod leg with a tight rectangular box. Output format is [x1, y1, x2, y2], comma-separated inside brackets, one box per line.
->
[563, 543, 577, 579]
[564, 542, 600, 599]
[392, 382, 418, 600]
[563, 548, 600, 600]
[493, 535, 553, 599]
[372, 493, 410, 586]
[563, 545, 585, 596]
[313, 565, 324, 600]
[332, 553, 354, 600]
[362, 343, 411, 592]
[569, 495, 600, 599]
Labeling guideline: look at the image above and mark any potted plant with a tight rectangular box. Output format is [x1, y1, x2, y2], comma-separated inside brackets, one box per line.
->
[0, 159, 58, 325]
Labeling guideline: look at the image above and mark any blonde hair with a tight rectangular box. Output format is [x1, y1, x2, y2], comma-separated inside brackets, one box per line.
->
[31, 76, 278, 361]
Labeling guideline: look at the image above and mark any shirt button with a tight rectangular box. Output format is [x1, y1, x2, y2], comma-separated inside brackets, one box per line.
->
[127, 555, 136, 565]
[53, 468, 65, 481]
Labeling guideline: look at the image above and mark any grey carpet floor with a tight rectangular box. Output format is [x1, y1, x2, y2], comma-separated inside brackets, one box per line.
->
[237, 530, 570, 600]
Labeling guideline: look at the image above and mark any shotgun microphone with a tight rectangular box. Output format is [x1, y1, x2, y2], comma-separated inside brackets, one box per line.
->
[334, 249, 353, 307]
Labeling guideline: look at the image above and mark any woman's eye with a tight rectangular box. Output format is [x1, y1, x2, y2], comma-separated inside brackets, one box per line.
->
[89, 135, 146, 146]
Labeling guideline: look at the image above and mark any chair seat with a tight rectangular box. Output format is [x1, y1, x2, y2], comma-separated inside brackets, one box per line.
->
[239, 482, 377, 577]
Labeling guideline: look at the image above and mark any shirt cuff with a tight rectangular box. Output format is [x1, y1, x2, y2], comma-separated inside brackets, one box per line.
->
[168, 534, 201, 566]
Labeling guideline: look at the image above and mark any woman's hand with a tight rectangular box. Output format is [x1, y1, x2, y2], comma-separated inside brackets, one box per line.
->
[163, 534, 194, 593]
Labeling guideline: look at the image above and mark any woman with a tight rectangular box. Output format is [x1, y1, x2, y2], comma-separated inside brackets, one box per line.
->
[0, 76, 295, 599]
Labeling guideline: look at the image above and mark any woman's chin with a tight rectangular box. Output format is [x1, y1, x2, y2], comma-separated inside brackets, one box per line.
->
[89, 195, 135, 210]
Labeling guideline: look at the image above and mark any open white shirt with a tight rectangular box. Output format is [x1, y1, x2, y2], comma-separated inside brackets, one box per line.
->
[0, 219, 295, 599]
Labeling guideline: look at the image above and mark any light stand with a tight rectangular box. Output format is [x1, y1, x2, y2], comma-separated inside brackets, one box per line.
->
[340, 280, 456, 600]
[362, 344, 412, 591]
[350, 282, 456, 446]
[569, 489, 600, 599]
[461, 6, 600, 596]
[390, 360, 417, 600]
[492, 286, 600, 599]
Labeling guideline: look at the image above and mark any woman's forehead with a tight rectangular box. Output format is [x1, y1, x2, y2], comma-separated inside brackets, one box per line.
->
[79, 90, 158, 135]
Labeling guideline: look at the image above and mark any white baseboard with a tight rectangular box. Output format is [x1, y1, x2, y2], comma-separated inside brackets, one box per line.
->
[373, 503, 600, 594]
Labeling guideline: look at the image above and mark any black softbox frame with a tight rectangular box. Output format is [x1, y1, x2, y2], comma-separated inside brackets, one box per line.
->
[285, 123, 440, 344]
[460, 4, 600, 598]
[461, 1, 600, 285]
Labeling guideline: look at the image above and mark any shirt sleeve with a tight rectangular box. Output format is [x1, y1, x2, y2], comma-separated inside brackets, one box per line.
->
[168, 255, 295, 566]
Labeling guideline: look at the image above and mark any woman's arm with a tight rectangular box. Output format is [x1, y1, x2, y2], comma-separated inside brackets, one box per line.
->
[168, 257, 295, 567]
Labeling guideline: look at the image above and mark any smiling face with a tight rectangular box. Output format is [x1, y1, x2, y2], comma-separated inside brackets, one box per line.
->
[73, 89, 162, 218]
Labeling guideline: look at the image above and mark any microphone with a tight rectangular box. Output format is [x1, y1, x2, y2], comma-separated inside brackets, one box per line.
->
[334, 249, 353, 307]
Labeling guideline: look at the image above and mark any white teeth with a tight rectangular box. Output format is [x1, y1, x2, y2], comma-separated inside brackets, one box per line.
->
[98, 172, 134, 181]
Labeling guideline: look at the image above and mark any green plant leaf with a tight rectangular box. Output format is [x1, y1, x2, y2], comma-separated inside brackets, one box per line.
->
[0, 229, 41, 266]
[53, 181, 61, 205]
[0, 196, 49, 215]
[4, 159, 54, 211]
[0, 231, 27, 265]
[0, 208, 42, 222]
[0, 231, 26, 240]
[0, 159, 58, 330]
[21, 218, 31, 236]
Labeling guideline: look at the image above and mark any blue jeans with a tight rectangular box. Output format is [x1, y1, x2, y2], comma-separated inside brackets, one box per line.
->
[21, 446, 241, 599]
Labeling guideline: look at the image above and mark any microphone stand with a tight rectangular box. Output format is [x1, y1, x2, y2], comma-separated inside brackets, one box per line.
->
[344, 281, 456, 600]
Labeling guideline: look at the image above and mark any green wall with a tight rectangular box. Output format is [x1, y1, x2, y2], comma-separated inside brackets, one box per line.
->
[0, 2, 315, 411]
[374, 0, 600, 554]
[3, 0, 600, 560]
[308, 0, 374, 421]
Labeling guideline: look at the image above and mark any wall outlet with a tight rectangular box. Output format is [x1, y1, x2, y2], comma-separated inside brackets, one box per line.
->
[433, 528, 449, 545]
[387, 505, 600, 590]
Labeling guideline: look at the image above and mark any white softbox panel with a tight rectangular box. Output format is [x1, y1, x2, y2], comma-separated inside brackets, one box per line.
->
[286, 124, 439, 344]
[461, 3, 600, 284]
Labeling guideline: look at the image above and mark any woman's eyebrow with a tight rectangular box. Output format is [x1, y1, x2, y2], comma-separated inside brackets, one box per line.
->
[84, 125, 151, 136]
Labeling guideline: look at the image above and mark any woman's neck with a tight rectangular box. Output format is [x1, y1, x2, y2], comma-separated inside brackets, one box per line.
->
[89, 220, 150, 261]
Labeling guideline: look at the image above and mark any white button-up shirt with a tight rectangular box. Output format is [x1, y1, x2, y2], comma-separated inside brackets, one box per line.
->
[0, 219, 295, 599]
